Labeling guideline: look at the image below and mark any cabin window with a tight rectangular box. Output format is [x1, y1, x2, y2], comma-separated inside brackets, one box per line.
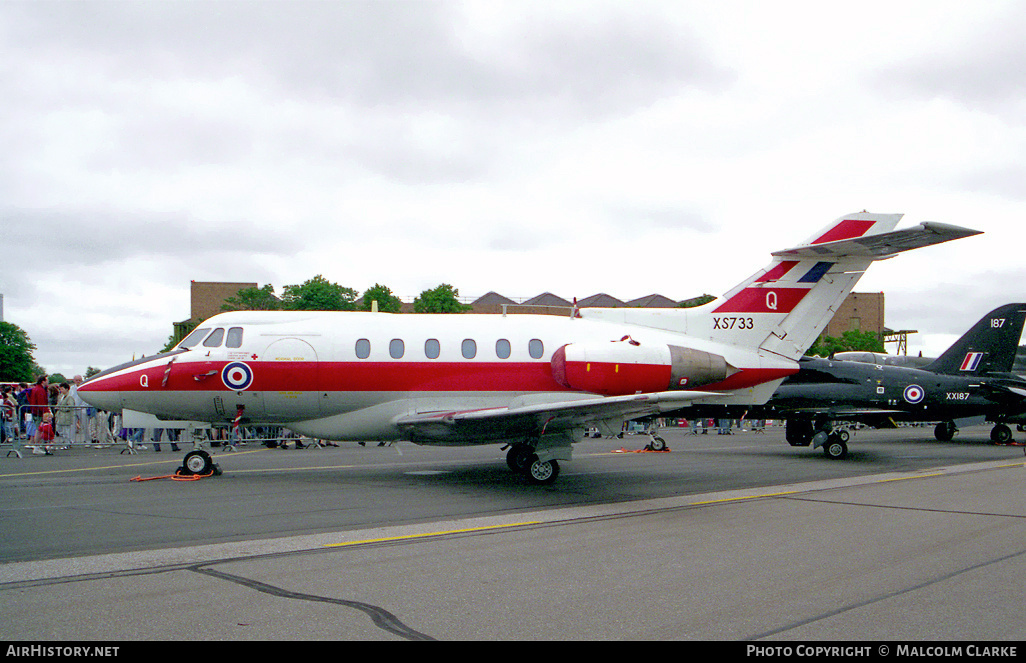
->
[226, 327, 244, 348]
[425, 339, 440, 359]
[496, 339, 511, 359]
[389, 339, 405, 359]
[179, 328, 211, 348]
[203, 328, 225, 347]
[462, 339, 477, 359]
[355, 338, 371, 359]
[529, 339, 544, 359]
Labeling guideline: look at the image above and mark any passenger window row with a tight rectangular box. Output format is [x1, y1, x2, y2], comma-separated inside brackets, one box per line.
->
[358, 338, 545, 360]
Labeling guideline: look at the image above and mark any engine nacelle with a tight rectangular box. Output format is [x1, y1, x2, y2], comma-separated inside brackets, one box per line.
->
[551, 340, 735, 396]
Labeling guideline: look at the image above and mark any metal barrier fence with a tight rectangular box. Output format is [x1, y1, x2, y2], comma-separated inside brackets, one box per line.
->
[2, 404, 315, 458]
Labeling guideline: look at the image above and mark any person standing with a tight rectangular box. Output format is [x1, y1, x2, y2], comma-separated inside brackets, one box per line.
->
[25, 376, 49, 439]
[55, 382, 75, 446]
[70, 375, 92, 444]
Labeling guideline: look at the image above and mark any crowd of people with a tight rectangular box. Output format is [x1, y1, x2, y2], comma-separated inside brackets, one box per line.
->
[1, 375, 119, 455]
[1, 378, 339, 455]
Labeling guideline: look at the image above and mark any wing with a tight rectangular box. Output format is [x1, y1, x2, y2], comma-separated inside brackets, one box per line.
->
[395, 390, 720, 443]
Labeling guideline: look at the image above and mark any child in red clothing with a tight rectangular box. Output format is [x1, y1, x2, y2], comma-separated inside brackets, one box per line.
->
[32, 411, 56, 455]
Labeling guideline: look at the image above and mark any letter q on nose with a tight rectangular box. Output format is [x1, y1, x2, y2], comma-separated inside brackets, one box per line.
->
[140, 374, 149, 388]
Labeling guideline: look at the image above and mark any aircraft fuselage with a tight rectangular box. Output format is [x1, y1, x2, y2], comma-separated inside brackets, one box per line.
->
[80, 309, 794, 443]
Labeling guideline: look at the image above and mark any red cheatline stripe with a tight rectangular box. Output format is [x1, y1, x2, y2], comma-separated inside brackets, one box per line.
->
[83, 361, 794, 394]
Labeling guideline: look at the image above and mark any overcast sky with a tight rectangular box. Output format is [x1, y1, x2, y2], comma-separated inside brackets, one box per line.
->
[2, 0, 1025, 376]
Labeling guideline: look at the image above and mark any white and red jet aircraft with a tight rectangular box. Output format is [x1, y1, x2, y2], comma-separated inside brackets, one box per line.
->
[79, 213, 980, 483]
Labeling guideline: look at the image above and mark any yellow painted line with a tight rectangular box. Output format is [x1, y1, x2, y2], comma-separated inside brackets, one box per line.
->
[0, 448, 264, 478]
[688, 491, 798, 505]
[877, 472, 945, 483]
[325, 522, 543, 548]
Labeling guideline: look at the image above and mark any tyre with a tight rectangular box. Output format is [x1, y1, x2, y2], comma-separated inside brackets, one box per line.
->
[822, 435, 848, 460]
[506, 444, 534, 473]
[935, 421, 956, 442]
[180, 449, 214, 475]
[526, 457, 559, 485]
[991, 424, 1012, 444]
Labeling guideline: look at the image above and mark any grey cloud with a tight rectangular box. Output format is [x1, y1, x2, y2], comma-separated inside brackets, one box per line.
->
[872, 7, 1026, 109]
[4, 2, 733, 115]
[1, 206, 302, 269]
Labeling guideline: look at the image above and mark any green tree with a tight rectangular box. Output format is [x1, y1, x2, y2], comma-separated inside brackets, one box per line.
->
[806, 329, 885, 357]
[282, 275, 359, 311]
[360, 283, 403, 313]
[222, 284, 282, 311]
[679, 294, 716, 308]
[0, 321, 37, 382]
[414, 284, 472, 313]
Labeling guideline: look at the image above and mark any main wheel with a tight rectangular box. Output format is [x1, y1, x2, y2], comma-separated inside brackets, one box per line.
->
[526, 457, 559, 485]
[180, 449, 214, 475]
[991, 424, 1012, 444]
[822, 435, 848, 460]
[506, 444, 534, 473]
[649, 436, 666, 451]
[935, 421, 956, 442]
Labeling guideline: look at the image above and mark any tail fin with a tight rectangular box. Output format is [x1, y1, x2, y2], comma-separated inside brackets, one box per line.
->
[923, 304, 1026, 375]
[699, 213, 981, 360]
[577, 212, 981, 361]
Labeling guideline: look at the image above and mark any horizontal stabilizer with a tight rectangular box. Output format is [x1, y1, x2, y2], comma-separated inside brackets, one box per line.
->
[773, 221, 981, 259]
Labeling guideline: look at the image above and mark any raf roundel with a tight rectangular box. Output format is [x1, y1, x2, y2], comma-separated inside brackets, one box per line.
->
[221, 362, 254, 391]
[903, 384, 925, 404]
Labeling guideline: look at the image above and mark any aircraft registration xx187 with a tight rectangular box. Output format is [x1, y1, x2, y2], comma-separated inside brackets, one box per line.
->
[79, 213, 981, 484]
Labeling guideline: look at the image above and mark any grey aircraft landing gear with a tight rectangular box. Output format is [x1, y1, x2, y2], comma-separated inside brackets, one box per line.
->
[525, 455, 560, 485]
[503, 433, 574, 485]
[506, 443, 534, 473]
[820, 432, 849, 460]
[505, 444, 560, 485]
[647, 433, 667, 451]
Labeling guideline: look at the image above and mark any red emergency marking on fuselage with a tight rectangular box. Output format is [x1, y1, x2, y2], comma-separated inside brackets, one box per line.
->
[755, 260, 800, 283]
[713, 287, 810, 314]
[811, 219, 876, 244]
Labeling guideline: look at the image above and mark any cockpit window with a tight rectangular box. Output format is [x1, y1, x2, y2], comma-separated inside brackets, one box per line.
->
[226, 327, 244, 348]
[203, 328, 225, 347]
[178, 328, 211, 348]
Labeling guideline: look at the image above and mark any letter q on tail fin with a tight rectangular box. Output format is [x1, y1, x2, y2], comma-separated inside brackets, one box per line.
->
[693, 212, 982, 361]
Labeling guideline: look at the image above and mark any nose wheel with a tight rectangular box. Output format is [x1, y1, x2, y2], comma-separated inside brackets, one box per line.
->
[178, 449, 222, 476]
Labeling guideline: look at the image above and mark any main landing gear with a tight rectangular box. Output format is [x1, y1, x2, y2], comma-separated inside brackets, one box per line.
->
[936, 420, 1015, 444]
[991, 423, 1013, 444]
[934, 420, 958, 442]
[504, 436, 575, 485]
[505, 442, 560, 485]
[785, 417, 849, 459]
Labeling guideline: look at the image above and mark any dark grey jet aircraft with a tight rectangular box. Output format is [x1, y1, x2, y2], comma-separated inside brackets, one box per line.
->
[758, 303, 1026, 459]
